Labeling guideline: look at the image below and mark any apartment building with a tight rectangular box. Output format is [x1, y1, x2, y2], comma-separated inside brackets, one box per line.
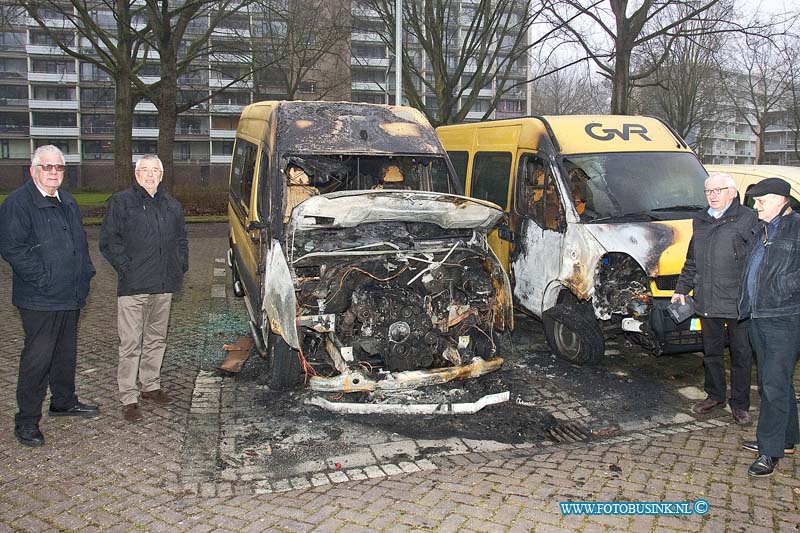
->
[0, 2, 530, 190]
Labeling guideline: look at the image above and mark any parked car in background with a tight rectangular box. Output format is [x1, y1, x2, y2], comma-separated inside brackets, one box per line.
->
[704, 165, 800, 209]
[227, 101, 513, 392]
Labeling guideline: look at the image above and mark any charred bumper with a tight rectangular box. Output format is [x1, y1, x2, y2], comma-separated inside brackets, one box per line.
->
[308, 356, 504, 392]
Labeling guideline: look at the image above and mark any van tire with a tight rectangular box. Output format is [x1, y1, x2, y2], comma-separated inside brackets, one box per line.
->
[543, 303, 604, 365]
[267, 331, 304, 390]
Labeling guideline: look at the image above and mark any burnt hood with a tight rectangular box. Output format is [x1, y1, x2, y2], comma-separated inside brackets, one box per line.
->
[289, 190, 502, 232]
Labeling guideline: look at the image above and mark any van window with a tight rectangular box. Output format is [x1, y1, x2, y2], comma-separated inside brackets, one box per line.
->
[517, 154, 564, 231]
[447, 150, 468, 191]
[257, 149, 271, 220]
[230, 139, 258, 215]
[471, 152, 511, 209]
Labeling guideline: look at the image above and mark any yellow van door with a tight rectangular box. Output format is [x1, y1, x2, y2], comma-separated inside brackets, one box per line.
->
[509, 153, 566, 315]
[468, 151, 515, 271]
[229, 139, 265, 303]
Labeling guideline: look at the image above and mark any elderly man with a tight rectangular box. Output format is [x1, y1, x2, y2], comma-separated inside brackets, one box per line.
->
[673, 172, 757, 424]
[738, 178, 799, 477]
[100, 155, 188, 422]
[0, 145, 98, 447]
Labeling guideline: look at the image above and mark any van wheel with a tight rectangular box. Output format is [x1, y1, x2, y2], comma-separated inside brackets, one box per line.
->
[543, 303, 604, 365]
[266, 331, 304, 390]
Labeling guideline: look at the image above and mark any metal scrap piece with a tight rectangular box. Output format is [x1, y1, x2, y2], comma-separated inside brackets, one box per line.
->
[306, 391, 510, 415]
[308, 356, 504, 393]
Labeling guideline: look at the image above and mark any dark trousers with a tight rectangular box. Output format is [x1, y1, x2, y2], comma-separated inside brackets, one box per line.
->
[749, 315, 800, 458]
[700, 317, 753, 410]
[15, 309, 79, 427]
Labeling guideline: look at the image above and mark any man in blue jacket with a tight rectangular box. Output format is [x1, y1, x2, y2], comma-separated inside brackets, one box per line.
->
[0, 145, 99, 447]
[100, 155, 188, 422]
[739, 177, 800, 477]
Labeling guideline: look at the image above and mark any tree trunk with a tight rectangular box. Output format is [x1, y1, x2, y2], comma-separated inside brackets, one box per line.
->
[158, 42, 178, 190]
[611, 50, 631, 115]
[113, 72, 136, 190]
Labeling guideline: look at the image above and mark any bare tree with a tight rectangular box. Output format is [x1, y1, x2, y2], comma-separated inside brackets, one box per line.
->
[545, 0, 740, 115]
[634, 18, 728, 149]
[718, 32, 791, 163]
[785, 34, 800, 164]
[133, 0, 256, 186]
[529, 60, 607, 115]
[251, 0, 351, 101]
[358, 0, 559, 126]
[22, 0, 150, 187]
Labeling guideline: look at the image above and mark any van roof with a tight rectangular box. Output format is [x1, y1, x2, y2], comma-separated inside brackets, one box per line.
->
[237, 101, 446, 156]
[437, 115, 692, 155]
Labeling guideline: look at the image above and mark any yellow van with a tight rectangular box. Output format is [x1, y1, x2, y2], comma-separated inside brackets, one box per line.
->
[437, 116, 709, 364]
[705, 165, 800, 209]
[227, 101, 512, 392]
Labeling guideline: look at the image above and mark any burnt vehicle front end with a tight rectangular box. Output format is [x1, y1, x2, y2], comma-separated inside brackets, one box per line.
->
[554, 150, 709, 359]
[287, 191, 511, 392]
[259, 102, 512, 392]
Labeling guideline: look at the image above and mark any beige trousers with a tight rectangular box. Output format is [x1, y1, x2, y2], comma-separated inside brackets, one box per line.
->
[117, 293, 173, 405]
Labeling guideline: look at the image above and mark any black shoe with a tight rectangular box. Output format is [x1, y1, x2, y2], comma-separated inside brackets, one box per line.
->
[741, 440, 795, 455]
[748, 455, 777, 477]
[731, 408, 751, 425]
[692, 397, 725, 414]
[14, 425, 45, 447]
[49, 400, 100, 417]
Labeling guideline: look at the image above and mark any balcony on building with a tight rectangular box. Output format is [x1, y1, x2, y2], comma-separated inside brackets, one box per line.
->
[0, 112, 30, 136]
[30, 126, 79, 137]
[26, 70, 79, 83]
[63, 153, 81, 164]
[30, 84, 79, 110]
[351, 56, 390, 68]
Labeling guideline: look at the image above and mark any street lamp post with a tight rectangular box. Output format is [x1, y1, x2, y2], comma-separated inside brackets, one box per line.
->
[395, 0, 402, 105]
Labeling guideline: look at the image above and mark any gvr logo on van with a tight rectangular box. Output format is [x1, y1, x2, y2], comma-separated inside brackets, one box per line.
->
[585, 122, 651, 142]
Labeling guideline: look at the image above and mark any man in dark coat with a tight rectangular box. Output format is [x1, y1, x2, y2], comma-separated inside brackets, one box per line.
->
[738, 177, 800, 477]
[99, 155, 188, 422]
[0, 145, 99, 447]
[673, 172, 757, 424]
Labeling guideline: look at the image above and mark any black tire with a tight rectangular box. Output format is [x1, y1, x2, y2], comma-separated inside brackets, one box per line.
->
[542, 303, 605, 365]
[266, 331, 304, 390]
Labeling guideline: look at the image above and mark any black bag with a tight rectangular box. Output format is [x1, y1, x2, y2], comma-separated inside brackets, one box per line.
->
[667, 295, 696, 323]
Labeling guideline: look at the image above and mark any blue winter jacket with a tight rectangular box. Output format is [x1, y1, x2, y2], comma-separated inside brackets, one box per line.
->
[0, 179, 95, 311]
[739, 208, 800, 319]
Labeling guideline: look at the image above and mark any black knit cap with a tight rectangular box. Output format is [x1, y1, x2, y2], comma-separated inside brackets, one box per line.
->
[747, 177, 791, 198]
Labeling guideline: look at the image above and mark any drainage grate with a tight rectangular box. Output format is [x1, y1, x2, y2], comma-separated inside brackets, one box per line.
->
[548, 421, 592, 443]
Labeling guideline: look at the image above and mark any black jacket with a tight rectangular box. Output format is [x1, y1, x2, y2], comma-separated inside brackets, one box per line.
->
[0, 179, 95, 311]
[99, 182, 188, 296]
[739, 208, 800, 319]
[675, 198, 757, 318]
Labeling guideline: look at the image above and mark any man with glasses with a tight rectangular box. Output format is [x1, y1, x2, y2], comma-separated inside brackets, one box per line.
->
[100, 155, 188, 422]
[673, 172, 757, 424]
[0, 145, 99, 447]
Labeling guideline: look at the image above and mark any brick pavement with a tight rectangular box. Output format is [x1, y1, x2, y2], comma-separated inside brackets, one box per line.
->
[0, 222, 798, 532]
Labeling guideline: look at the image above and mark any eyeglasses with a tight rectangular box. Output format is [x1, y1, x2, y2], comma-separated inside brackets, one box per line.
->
[36, 164, 66, 172]
[137, 168, 162, 175]
[704, 187, 732, 196]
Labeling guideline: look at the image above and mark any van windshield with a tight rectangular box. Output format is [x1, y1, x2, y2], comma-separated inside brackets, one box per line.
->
[284, 154, 461, 195]
[562, 152, 708, 222]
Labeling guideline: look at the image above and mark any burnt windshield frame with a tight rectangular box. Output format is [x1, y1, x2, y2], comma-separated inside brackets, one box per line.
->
[278, 154, 461, 194]
[558, 151, 708, 222]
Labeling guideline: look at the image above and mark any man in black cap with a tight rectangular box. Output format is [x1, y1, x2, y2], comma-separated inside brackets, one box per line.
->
[738, 177, 799, 477]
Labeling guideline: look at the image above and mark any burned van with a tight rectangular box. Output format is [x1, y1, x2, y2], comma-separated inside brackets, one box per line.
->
[228, 101, 512, 392]
[438, 116, 708, 365]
